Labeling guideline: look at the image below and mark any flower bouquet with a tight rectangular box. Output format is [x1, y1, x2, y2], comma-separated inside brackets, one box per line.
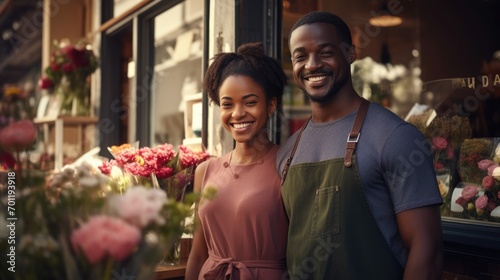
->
[38, 39, 98, 116]
[99, 143, 211, 265]
[452, 139, 500, 221]
[2, 160, 197, 280]
[407, 113, 472, 216]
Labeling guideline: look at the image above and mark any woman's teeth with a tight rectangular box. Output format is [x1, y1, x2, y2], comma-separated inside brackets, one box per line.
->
[233, 123, 251, 129]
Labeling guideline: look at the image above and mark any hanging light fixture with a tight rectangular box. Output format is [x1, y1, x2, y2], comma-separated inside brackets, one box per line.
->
[369, 2, 403, 27]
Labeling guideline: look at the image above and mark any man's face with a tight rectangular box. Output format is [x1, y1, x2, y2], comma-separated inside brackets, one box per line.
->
[289, 22, 354, 103]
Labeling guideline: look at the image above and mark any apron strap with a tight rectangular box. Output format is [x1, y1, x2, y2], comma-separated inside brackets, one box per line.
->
[280, 98, 370, 185]
[280, 116, 311, 186]
[344, 98, 370, 167]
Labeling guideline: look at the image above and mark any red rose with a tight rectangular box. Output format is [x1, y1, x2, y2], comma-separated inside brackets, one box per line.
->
[0, 149, 16, 169]
[0, 120, 37, 152]
[50, 61, 60, 72]
[62, 62, 76, 72]
[38, 77, 54, 89]
[432, 137, 448, 150]
[482, 175, 495, 190]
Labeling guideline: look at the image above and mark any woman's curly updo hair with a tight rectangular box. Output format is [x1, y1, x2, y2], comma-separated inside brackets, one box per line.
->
[203, 42, 287, 106]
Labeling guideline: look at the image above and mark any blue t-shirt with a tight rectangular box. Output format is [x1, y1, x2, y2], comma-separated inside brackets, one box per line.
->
[276, 102, 443, 266]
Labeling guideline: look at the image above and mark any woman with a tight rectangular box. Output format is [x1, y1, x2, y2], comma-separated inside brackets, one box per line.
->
[185, 42, 288, 280]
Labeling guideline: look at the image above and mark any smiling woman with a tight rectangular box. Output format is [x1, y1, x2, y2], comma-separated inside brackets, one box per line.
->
[185, 42, 289, 280]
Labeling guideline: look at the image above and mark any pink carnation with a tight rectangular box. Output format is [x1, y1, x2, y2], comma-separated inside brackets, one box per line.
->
[475, 195, 488, 209]
[98, 161, 117, 175]
[461, 185, 479, 200]
[478, 159, 495, 171]
[70, 216, 141, 264]
[482, 175, 495, 190]
[432, 137, 448, 150]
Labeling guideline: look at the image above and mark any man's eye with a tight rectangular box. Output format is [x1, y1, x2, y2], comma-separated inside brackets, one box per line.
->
[293, 55, 304, 61]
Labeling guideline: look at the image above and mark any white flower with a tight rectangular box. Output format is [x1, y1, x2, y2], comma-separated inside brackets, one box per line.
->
[110, 186, 167, 228]
[493, 166, 500, 181]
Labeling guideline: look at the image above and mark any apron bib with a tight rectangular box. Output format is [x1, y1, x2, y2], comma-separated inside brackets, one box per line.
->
[281, 99, 403, 279]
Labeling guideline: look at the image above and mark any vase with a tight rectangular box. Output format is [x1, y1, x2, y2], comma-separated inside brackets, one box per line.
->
[151, 166, 194, 201]
[158, 236, 182, 266]
[57, 78, 90, 116]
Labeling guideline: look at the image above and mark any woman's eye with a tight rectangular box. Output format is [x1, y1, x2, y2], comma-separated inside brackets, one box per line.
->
[246, 101, 257, 106]
[221, 103, 232, 108]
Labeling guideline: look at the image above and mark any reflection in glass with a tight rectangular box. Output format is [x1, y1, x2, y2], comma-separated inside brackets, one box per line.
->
[151, 0, 204, 148]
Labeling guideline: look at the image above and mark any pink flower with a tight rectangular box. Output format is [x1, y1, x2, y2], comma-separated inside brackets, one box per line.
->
[110, 187, 167, 228]
[461, 185, 479, 200]
[432, 137, 448, 150]
[478, 159, 495, 171]
[482, 175, 495, 190]
[0, 120, 37, 152]
[70, 216, 141, 264]
[487, 164, 499, 176]
[475, 195, 488, 209]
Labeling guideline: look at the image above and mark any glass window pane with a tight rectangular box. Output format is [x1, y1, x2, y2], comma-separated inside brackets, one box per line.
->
[151, 0, 204, 148]
[114, 0, 144, 17]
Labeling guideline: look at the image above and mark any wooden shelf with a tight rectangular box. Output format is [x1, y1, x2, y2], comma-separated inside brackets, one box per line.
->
[33, 116, 99, 170]
[155, 264, 186, 280]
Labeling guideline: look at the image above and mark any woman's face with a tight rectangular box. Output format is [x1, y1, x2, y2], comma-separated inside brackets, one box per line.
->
[219, 75, 276, 144]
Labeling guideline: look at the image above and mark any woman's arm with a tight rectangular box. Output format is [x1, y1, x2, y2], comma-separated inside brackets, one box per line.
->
[185, 161, 209, 280]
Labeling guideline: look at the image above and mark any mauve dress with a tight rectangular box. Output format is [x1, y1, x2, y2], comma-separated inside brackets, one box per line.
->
[197, 145, 289, 280]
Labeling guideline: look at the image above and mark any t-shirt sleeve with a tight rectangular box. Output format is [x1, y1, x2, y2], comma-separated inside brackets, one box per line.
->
[381, 123, 444, 213]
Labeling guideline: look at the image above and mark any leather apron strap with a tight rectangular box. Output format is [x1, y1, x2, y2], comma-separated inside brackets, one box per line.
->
[281, 98, 370, 186]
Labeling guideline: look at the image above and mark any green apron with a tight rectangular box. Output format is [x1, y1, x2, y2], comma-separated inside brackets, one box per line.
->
[281, 99, 403, 279]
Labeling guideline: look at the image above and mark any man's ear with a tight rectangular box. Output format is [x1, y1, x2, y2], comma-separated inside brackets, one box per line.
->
[348, 45, 357, 64]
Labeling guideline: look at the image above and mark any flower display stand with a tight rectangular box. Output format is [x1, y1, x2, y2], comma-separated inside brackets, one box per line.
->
[34, 116, 98, 170]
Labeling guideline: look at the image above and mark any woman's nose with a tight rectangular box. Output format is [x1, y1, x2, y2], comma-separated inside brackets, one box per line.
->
[231, 105, 246, 118]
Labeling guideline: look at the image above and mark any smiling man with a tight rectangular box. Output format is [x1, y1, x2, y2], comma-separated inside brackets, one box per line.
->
[277, 11, 444, 280]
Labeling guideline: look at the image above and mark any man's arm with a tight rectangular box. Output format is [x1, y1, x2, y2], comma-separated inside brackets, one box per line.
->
[397, 204, 443, 280]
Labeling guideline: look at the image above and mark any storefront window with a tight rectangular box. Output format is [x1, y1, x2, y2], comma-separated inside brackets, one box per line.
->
[150, 0, 204, 148]
[113, 0, 144, 17]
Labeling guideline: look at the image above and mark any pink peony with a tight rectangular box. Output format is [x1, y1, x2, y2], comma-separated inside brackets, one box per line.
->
[432, 137, 448, 150]
[478, 159, 495, 171]
[461, 185, 479, 200]
[475, 195, 488, 209]
[0, 120, 37, 152]
[70, 216, 141, 264]
[482, 175, 495, 190]
[111, 187, 167, 228]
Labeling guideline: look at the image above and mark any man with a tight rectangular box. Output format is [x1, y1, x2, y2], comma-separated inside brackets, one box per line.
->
[277, 11, 443, 279]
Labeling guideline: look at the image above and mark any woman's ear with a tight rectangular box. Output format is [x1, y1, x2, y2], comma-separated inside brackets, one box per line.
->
[268, 97, 277, 116]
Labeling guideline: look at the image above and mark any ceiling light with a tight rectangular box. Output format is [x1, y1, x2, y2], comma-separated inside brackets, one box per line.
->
[369, 3, 403, 27]
[369, 15, 402, 27]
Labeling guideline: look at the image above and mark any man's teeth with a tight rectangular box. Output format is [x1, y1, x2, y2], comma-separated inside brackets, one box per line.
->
[233, 123, 251, 129]
[308, 76, 326, 82]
